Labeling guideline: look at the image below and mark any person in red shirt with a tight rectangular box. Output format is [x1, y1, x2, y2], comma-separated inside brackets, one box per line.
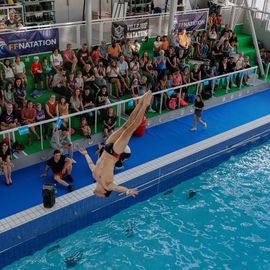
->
[21, 100, 40, 145]
[91, 46, 101, 65]
[63, 43, 78, 73]
[30, 56, 44, 90]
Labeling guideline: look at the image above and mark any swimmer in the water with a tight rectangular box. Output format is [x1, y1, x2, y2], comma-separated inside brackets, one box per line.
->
[80, 90, 153, 197]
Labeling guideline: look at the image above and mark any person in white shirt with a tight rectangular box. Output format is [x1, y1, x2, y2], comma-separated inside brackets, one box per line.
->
[13, 55, 27, 88]
[117, 55, 129, 88]
[50, 48, 63, 74]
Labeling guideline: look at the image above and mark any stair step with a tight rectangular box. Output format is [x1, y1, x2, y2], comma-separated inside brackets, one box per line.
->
[238, 34, 253, 47]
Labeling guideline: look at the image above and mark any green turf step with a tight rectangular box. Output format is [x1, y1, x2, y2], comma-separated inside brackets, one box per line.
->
[233, 24, 244, 35]
[237, 34, 253, 48]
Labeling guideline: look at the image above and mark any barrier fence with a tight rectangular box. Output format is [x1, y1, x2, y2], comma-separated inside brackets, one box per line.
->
[0, 66, 258, 156]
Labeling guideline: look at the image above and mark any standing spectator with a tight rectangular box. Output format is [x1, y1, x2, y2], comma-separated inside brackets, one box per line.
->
[30, 56, 44, 91]
[41, 149, 74, 192]
[77, 43, 93, 68]
[20, 100, 40, 145]
[13, 78, 26, 109]
[50, 48, 63, 74]
[70, 89, 84, 113]
[0, 141, 13, 185]
[63, 43, 78, 73]
[0, 103, 20, 131]
[1, 59, 15, 84]
[108, 40, 121, 61]
[103, 107, 117, 140]
[13, 56, 27, 88]
[52, 68, 67, 95]
[190, 94, 207, 131]
[50, 125, 73, 159]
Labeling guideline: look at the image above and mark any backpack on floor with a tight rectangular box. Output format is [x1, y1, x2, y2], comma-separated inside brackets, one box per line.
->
[168, 97, 177, 110]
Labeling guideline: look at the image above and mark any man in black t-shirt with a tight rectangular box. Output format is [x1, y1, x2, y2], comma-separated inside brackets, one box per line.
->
[227, 57, 237, 88]
[0, 103, 20, 131]
[41, 149, 74, 192]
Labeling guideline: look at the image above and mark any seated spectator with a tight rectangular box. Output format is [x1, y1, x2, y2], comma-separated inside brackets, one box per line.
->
[96, 85, 110, 107]
[235, 52, 244, 71]
[99, 40, 109, 65]
[70, 89, 84, 113]
[177, 49, 186, 71]
[77, 43, 93, 68]
[50, 48, 63, 74]
[131, 79, 140, 104]
[30, 56, 44, 91]
[172, 31, 180, 55]
[153, 35, 162, 57]
[80, 117, 91, 138]
[242, 56, 251, 86]
[130, 55, 141, 81]
[160, 35, 169, 55]
[82, 88, 95, 118]
[159, 74, 169, 109]
[3, 82, 16, 108]
[103, 107, 117, 140]
[227, 56, 237, 88]
[13, 56, 27, 88]
[108, 40, 121, 61]
[146, 60, 158, 86]
[200, 59, 213, 80]
[41, 149, 74, 192]
[131, 39, 140, 58]
[75, 71, 84, 91]
[139, 76, 148, 96]
[191, 64, 201, 92]
[219, 57, 229, 75]
[172, 68, 182, 87]
[216, 14, 223, 31]
[106, 60, 123, 98]
[1, 59, 15, 84]
[52, 68, 67, 95]
[94, 60, 107, 87]
[83, 63, 99, 92]
[21, 100, 40, 145]
[140, 51, 150, 73]
[35, 102, 45, 122]
[229, 32, 239, 54]
[0, 140, 13, 185]
[58, 96, 69, 126]
[211, 42, 223, 63]
[66, 72, 76, 99]
[208, 28, 218, 49]
[221, 24, 232, 38]
[63, 43, 78, 73]
[197, 41, 209, 61]
[0, 103, 20, 131]
[181, 66, 190, 99]
[13, 78, 26, 109]
[117, 55, 129, 89]
[91, 46, 101, 66]
[122, 39, 133, 64]
[51, 125, 73, 159]
[5, 10, 20, 29]
[221, 39, 232, 58]
[155, 50, 167, 77]
[167, 47, 177, 74]
[42, 57, 53, 89]
[218, 32, 230, 47]
[45, 94, 59, 139]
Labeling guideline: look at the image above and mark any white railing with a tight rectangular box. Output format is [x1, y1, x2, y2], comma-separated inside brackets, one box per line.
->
[265, 63, 270, 82]
[0, 66, 258, 153]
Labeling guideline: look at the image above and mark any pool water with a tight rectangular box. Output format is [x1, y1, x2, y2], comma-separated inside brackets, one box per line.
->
[5, 141, 270, 270]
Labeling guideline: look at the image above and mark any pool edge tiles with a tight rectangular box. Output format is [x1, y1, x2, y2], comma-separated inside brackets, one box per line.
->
[1, 115, 270, 268]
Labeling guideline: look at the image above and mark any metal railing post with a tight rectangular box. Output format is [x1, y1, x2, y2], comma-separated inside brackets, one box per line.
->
[94, 110, 97, 134]
[159, 92, 164, 114]
[40, 124, 44, 150]
[99, 22, 104, 44]
[158, 16, 162, 35]
[76, 24, 81, 48]
[265, 64, 270, 82]
[117, 104, 121, 127]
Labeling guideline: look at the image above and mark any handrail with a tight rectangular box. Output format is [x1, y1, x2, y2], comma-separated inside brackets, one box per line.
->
[0, 66, 258, 139]
[0, 8, 210, 33]
[265, 63, 270, 82]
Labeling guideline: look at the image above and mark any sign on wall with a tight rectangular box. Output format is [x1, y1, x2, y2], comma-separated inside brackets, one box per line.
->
[174, 11, 208, 32]
[0, 28, 59, 58]
[112, 19, 149, 43]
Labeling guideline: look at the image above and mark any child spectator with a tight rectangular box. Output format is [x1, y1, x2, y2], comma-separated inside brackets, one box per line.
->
[75, 71, 84, 91]
[30, 56, 44, 91]
[42, 57, 53, 89]
[131, 79, 140, 104]
[229, 32, 239, 54]
[80, 117, 91, 139]
[103, 107, 117, 140]
[66, 72, 76, 99]
[130, 55, 141, 81]
[59, 96, 69, 126]
[35, 102, 45, 122]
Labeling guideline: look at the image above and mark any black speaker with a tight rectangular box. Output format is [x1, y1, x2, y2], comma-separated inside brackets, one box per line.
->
[42, 184, 56, 208]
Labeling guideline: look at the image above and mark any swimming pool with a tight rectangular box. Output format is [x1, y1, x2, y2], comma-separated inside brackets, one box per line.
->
[5, 139, 270, 270]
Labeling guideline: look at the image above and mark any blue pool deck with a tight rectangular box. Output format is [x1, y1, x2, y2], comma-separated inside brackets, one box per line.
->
[1, 87, 270, 268]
